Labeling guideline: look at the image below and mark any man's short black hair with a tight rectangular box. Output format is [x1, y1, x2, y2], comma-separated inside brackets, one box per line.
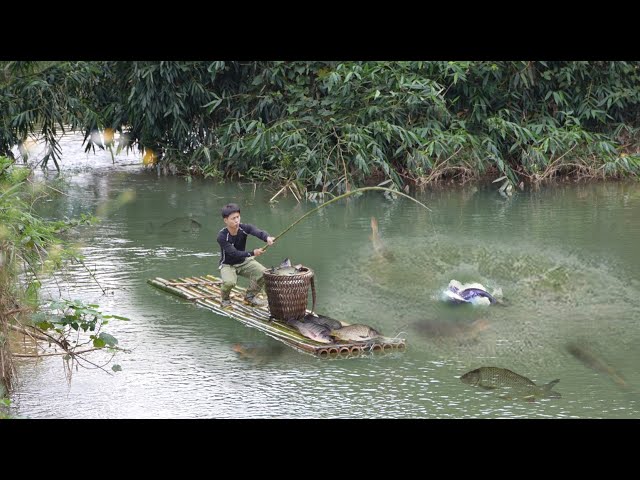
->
[221, 203, 241, 218]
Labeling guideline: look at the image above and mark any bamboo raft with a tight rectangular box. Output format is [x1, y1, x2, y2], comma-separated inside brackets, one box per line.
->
[148, 275, 406, 358]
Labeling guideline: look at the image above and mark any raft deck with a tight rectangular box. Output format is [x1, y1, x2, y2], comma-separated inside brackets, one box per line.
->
[148, 275, 406, 358]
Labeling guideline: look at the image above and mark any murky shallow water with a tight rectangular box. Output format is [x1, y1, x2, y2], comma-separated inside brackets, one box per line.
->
[9, 133, 640, 418]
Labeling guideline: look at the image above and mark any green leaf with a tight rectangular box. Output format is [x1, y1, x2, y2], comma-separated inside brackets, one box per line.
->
[98, 332, 118, 347]
[111, 364, 122, 372]
[35, 321, 54, 330]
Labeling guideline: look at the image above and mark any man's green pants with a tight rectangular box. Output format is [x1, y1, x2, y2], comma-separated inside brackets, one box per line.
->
[219, 258, 267, 299]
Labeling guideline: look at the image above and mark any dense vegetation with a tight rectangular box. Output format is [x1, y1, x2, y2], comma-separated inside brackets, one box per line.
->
[1, 61, 639, 196]
[0, 156, 125, 405]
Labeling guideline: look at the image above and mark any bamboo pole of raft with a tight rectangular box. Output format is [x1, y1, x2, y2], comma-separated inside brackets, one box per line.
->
[262, 186, 431, 252]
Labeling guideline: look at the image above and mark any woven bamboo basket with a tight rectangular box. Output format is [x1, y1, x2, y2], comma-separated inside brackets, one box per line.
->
[264, 267, 316, 321]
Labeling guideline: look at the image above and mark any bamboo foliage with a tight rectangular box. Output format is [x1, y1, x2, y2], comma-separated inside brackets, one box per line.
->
[1, 61, 639, 184]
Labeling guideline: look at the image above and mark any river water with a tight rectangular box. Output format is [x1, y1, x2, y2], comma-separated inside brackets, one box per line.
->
[9, 133, 640, 418]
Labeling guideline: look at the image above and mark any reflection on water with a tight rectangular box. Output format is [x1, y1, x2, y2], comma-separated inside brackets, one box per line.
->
[9, 133, 640, 418]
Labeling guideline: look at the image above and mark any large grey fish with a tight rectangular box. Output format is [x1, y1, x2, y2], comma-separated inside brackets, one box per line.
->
[303, 313, 343, 331]
[232, 342, 285, 364]
[566, 341, 628, 389]
[269, 258, 304, 276]
[415, 318, 489, 339]
[460, 367, 561, 401]
[287, 319, 332, 344]
[330, 324, 381, 342]
[414, 319, 489, 346]
[159, 216, 202, 233]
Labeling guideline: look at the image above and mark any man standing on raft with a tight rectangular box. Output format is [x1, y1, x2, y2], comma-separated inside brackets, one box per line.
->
[217, 203, 275, 308]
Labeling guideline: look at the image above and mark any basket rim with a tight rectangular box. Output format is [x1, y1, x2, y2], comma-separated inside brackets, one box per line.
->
[264, 266, 313, 278]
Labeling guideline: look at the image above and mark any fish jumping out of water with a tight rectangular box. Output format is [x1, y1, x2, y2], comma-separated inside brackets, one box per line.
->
[442, 280, 498, 306]
[460, 366, 561, 401]
[370, 217, 395, 261]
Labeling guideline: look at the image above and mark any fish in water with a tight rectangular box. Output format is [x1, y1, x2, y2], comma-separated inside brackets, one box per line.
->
[159, 216, 202, 233]
[370, 217, 395, 261]
[415, 318, 489, 339]
[287, 319, 332, 344]
[269, 258, 304, 276]
[330, 324, 381, 342]
[565, 341, 628, 390]
[303, 313, 343, 331]
[442, 280, 498, 306]
[232, 342, 285, 364]
[460, 366, 561, 401]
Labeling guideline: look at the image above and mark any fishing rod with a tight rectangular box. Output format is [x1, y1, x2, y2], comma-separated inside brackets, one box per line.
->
[262, 186, 431, 252]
